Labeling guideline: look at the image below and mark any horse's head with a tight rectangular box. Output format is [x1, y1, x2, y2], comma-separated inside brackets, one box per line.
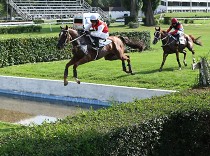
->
[152, 27, 161, 45]
[57, 25, 70, 50]
[57, 25, 79, 50]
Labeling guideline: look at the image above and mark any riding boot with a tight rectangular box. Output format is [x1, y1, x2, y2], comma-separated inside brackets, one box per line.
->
[76, 40, 83, 51]
[176, 34, 180, 45]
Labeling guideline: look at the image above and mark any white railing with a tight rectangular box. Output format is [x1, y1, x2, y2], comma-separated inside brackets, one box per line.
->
[8, 0, 32, 20]
[8, 0, 109, 20]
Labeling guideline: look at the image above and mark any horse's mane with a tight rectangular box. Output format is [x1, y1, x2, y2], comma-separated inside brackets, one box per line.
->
[162, 30, 167, 34]
[68, 28, 79, 38]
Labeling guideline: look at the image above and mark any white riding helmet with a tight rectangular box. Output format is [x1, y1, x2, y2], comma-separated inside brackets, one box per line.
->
[90, 15, 98, 21]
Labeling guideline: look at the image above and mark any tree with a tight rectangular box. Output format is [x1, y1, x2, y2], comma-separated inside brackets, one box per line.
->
[121, 0, 160, 25]
[91, 0, 112, 7]
[142, 0, 160, 26]
[122, 0, 142, 22]
[0, 0, 7, 17]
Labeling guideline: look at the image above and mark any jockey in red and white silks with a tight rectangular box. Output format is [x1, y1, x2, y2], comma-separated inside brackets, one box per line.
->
[84, 15, 109, 40]
[167, 18, 184, 44]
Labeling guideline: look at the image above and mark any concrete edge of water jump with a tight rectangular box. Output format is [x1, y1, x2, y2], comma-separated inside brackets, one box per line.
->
[0, 75, 177, 106]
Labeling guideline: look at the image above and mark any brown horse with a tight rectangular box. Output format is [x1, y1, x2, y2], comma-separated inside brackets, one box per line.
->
[152, 26, 202, 71]
[56, 25, 135, 86]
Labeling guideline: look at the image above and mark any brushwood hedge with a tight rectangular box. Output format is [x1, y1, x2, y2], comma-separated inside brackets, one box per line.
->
[0, 31, 150, 68]
[0, 37, 72, 67]
[111, 31, 150, 50]
[0, 25, 42, 34]
[0, 89, 209, 155]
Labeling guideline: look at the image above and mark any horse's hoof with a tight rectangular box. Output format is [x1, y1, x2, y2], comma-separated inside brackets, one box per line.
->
[183, 61, 187, 66]
[179, 68, 182, 70]
[75, 78, 80, 84]
[125, 71, 130, 74]
[159, 69, 162, 72]
[64, 82, 68, 86]
[131, 72, 135, 75]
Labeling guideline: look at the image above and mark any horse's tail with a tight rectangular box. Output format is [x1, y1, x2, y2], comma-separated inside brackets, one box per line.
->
[118, 36, 146, 52]
[189, 35, 202, 46]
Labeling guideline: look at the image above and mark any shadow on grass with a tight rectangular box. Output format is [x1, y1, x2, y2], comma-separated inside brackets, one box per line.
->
[138, 67, 175, 74]
[115, 67, 175, 79]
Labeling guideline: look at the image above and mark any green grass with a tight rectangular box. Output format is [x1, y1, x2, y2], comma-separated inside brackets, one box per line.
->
[0, 122, 23, 136]
[0, 21, 209, 154]
[0, 52, 205, 91]
[0, 23, 209, 91]
[155, 12, 210, 18]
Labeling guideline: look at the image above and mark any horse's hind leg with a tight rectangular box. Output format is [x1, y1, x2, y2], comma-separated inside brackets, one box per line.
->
[122, 60, 127, 72]
[126, 55, 134, 75]
[191, 50, 196, 63]
[187, 44, 196, 63]
[182, 50, 187, 66]
[121, 55, 134, 75]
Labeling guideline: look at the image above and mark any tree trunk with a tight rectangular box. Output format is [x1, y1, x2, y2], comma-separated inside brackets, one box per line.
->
[145, 0, 155, 26]
[130, 0, 138, 22]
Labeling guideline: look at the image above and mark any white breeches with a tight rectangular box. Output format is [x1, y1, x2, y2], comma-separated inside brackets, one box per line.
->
[90, 31, 109, 39]
[177, 30, 184, 36]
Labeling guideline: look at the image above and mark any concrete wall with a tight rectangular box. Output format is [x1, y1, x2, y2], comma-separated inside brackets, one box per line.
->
[0, 75, 176, 106]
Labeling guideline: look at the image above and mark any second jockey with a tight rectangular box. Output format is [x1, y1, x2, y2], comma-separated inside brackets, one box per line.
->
[84, 15, 109, 50]
[167, 18, 184, 45]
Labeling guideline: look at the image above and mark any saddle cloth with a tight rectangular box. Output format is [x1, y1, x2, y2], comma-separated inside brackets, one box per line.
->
[79, 39, 112, 54]
[99, 39, 112, 48]
[179, 35, 185, 45]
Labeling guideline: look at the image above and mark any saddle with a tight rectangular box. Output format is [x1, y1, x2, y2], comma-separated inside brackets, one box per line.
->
[78, 35, 112, 54]
[170, 34, 186, 45]
[88, 35, 112, 50]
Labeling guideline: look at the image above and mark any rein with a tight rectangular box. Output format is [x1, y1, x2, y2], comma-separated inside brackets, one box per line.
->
[69, 33, 86, 43]
[161, 33, 175, 47]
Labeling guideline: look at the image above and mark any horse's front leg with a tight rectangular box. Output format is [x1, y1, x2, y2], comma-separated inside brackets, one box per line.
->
[176, 52, 182, 70]
[64, 56, 78, 86]
[73, 54, 93, 84]
[159, 53, 168, 72]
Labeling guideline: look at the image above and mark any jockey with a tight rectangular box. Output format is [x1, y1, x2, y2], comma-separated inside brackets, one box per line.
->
[167, 18, 184, 45]
[84, 15, 109, 50]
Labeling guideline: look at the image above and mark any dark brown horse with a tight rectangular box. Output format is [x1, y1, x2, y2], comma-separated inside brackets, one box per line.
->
[56, 25, 135, 86]
[152, 26, 202, 71]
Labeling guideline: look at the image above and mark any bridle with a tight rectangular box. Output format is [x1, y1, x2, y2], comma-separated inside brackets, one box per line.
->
[60, 29, 86, 46]
[59, 29, 71, 46]
[154, 30, 175, 47]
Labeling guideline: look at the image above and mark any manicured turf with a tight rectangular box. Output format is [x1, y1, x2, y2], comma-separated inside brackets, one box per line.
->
[0, 23, 209, 90]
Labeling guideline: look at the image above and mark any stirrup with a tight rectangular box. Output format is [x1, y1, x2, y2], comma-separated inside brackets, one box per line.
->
[92, 46, 99, 50]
